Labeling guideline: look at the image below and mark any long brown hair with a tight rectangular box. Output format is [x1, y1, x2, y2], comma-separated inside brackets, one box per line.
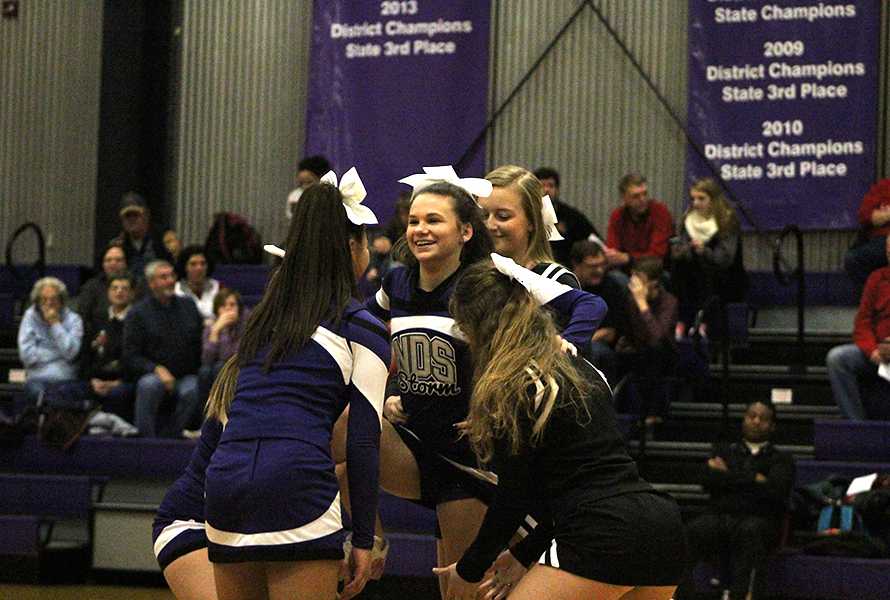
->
[485, 165, 554, 265]
[689, 177, 739, 234]
[205, 182, 364, 422]
[449, 262, 598, 461]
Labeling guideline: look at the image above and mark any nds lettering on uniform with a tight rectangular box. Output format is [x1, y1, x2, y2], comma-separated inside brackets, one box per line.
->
[394, 333, 460, 396]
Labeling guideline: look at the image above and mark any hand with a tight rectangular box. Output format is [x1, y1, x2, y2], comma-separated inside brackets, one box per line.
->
[41, 307, 60, 324]
[871, 349, 883, 365]
[755, 473, 768, 483]
[339, 547, 372, 600]
[155, 365, 176, 392]
[480, 550, 526, 600]
[214, 309, 239, 331]
[628, 275, 649, 311]
[383, 396, 408, 424]
[557, 336, 577, 356]
[708, 457, 728, 471]
[432, 563, 478, 600]
[878, 339, 890, 363]
[872, 206, 890, 227]
[92, 331, 108, 350]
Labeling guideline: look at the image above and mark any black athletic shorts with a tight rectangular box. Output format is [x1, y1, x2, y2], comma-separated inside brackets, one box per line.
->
[540, 491, 687, 587]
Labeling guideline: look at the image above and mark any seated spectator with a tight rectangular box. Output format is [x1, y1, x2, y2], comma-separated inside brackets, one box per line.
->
[570, 239, 631, 383]
[113, 192, 173, 281]
[845, 178, 890, 288]
[17, 277, 84, 406]
[605, 172, 674, 282]
[123, 260, 203, 437]
[675, 399, 794, 600]
[617, 258, 678, 423]
[533, 166, 600, 266]
[74, 243, 144, 324]
[199, 288, 248, 402]
[163, 229, 182, 262]
[82, 273, 136, 422]
[671, 177, 748, 338]
[827, 235, 890, 420]
[366, 191, 411, 288]
[286, 154, 331, 217]
[174, 245, 220, 322]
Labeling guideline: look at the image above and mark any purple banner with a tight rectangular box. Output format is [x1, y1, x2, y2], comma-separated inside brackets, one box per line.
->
[305, 1, 490, 224]
[687, 1, 880, 230]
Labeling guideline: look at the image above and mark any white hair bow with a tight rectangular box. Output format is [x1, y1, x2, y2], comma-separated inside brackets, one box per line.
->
[264, 244, 285, 258]
[541, 195, 564, 241]
[320, 167, 378, 225]
[398, 165, 492, 199]
[490, 253, 573, 306]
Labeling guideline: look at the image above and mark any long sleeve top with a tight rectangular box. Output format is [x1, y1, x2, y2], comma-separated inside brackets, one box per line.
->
[221, 300, 390, 549]
[703, 441, 794, 519]
[625, 290, 678, 350]
[853, 266, 890, 356]
[606, 200, 674, 260]
[17, 306, 83, 382]
[201, 309, 249, 365]
[455, 358, 652, 582]
[366, 265, 606, 465]
[856, 178, 890, 237]
[122, 295, 203, 379]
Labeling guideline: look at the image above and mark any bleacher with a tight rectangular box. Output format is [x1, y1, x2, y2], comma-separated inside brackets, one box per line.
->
[2, 264, 889, 598]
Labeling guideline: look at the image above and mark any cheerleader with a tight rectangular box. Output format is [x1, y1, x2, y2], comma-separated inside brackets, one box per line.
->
[157, 169, 388, 600]
[434, 256, 686, 600]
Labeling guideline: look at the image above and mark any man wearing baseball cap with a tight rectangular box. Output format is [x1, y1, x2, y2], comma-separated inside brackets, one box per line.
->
[113, 192, 173, 281]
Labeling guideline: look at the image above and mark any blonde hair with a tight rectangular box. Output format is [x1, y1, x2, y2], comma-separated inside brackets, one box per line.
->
[449, 262, 597, 461]
[205, 355, 240, 424]
[485, 165, 555, 265]
[690, 177, 739, 234]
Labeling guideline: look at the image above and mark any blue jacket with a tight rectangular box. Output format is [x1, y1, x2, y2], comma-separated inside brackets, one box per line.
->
[17, 305, 83, 382]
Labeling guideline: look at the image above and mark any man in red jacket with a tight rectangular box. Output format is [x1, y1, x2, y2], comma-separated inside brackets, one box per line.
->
[604, 172, 674, 283]
[844, 178, 890, 287]
[828, 234, 890, 420]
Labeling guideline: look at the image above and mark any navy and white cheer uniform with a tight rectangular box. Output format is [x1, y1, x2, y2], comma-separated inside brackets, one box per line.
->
[367, 265, 605, 507]
[153, 417, 223, 570]
[204, 300, 389, 562]
[456, 357, 687, 586]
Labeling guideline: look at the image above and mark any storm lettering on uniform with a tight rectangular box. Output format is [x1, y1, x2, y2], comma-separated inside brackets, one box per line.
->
[394, 333, 460, 396]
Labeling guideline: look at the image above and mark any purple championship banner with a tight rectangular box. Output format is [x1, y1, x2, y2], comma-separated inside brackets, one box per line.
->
[687, 1, 880, 230]
[304, 0, 491, 224]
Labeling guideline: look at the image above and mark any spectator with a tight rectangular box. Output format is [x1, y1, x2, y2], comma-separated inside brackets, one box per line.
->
[617, 257, 678, 424]
[827, 235, 890, 420]
[605, 173, 674, 280]
[366, 191, 411, 288]
[163, 229, 182, 262]
[123, 260, 203, 437]
[74, 243, 143, 325]
[533, 166, 600, 266]
[82, 273, 136, 422]
[199, 288, 248, 403]
[671, 177, 748, 338]
[113, 192, 174, 281]
[675, 399, 794, 600]
[570, 239, 631, 383]
[174, 245, 220, 323]
[286, 155, 332, 216]
[845, 178, 890, 288]
[17, 277, 84, 406]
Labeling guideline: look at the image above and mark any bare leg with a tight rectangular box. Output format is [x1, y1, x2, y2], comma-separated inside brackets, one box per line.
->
[509, 564, 631, 600]
[618, 586, 678, 600]
[212, 562, 267, 600]
[163, 548, 218, 600]
[436, 497, 488, 598]
[265, 560, 340, 600]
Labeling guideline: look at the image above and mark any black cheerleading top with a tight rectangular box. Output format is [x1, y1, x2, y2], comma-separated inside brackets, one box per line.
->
[455, 357, 652, 582]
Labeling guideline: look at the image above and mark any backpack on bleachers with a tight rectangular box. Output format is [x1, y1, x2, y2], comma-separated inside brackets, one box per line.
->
[205, 212, 263, 265]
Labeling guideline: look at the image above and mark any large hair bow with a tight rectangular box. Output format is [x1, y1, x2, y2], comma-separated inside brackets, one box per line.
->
[541, 195, 564, 241]
[490, 253, 572, 306]
[398, 165, 492, 199]
[320, 167, 378, 225]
